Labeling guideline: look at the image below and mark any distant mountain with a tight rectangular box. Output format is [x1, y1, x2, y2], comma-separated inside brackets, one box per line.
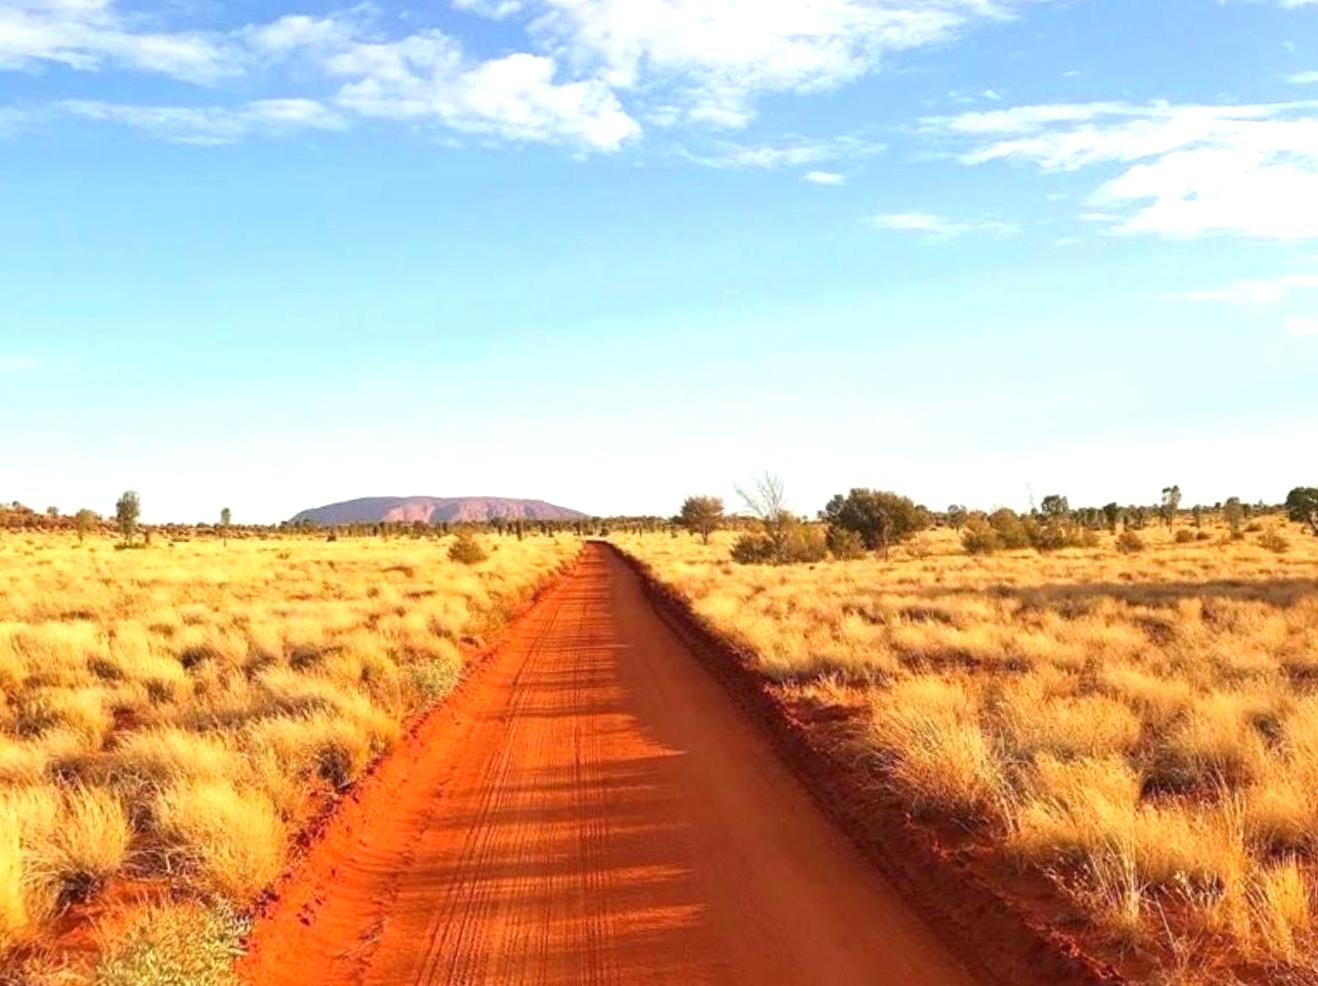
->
[289, 496, 588, 526]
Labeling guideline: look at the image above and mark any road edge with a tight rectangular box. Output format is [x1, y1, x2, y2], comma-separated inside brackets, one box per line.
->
[608, 542, 1125, 986]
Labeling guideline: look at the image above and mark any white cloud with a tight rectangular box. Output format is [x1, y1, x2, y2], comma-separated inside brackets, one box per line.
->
[62, 98, 346, 144]
[453, 0, 525, 17]
[868, 210, 1019, 238]
[336, 47, 639, 151]
[0, 0, 239, 83]
[928, 99, 1318, 240]
[678, 135, 878, 170]
[804, 170, 845, 185]
[1286, 316, 1318, 336]
[1288, 70, 1318, 84]
[1, 1, 1056, 154]
[501, 0, 1052, 129]
[0, 356, 37, 373]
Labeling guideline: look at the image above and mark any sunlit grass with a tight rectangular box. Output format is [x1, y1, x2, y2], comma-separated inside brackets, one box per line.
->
[0, 530, 576, 975]
[618, 519, 1318, 981]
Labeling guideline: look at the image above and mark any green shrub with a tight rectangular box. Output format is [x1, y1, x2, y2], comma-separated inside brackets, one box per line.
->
[988, 509, 1032, 550]
[730, 522, 826, 565]
[825, 526, 867, 560]
[961, 517, 999, 555]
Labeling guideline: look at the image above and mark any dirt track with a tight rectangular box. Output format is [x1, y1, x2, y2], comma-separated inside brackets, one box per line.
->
[241, 543, 985, 986]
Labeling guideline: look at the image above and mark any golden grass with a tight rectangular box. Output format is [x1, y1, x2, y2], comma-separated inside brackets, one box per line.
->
[618, 519, 1318, 981]
[0, 531, 576, 973]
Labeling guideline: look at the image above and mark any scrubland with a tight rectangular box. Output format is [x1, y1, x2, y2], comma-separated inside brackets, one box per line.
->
[618, 521, 1318, 983]
[0, 532, 576, 982]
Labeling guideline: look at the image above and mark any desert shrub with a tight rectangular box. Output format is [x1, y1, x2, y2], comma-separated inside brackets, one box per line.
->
[782, 523, 828, 563]
[1195, 531, 1212, 542]
[826, 526, 867, 560]
[870, 677, 1003, 819]
[152, 780, 285, 900]
[447, 531, 488, 564]
[97, 902, 247, 986]
[988, 509, 1032, 550]
[407, 657, 462, 701]
[730, 533, 775, 564]
[730, 521, 826, 565]
[960, 517, 999, 555]
[1259, 529, 1289, 554]
[1116, 530, 1145, 554]
[1175, 529, 1196, 544]
[821, 489, 928, 555]
[41, 786, 132, 904]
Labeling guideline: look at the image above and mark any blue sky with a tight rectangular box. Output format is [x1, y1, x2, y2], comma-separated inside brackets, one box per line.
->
[2, 0, 1317, 522]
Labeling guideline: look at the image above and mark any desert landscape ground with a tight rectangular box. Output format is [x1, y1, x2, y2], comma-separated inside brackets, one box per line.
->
[0, 530, 576, 983]
[1, 492, 1315, 986]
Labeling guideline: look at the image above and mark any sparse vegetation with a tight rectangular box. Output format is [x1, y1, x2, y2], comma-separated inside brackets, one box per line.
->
[0, 531, 574, 979]
[677, 496, 724, 544]
[618, 506, 1318, 983]
[447, 530, 489, 564]
[114, 491, 140, 546]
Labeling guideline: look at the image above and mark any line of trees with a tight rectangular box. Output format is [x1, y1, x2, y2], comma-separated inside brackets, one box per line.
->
[671, 481, 1318, 565]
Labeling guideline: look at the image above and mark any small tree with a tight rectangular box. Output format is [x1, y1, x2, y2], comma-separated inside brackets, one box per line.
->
[1192, 504, 1204, 529]
[1224, 497, 1245, 538]
[1039, 494, 1070, 520]
[1161, 485, 1182, 529]
[115, 491, 141, 545]
[74, 509, 97, 544]
[220, 507, 232, 546]
[46, 506, 59, 519]
[736, 473, 793, 557]
[820, 489, 928, 557]
[1102, 502, 1121, 534]
[946, 504, 968, 531]
[678, 496, 724, 544]
[1285, 487, 1318, 536]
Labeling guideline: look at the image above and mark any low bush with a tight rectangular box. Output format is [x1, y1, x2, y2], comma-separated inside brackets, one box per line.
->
[825, 526, 867, 560]
[1259, 529, 1290, 554]
[960, 517, 998, 555]
[447, 532, 488, 564]
[1116, 530, 1145, 554]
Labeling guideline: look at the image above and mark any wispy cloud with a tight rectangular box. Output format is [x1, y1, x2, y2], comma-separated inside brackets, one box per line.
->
[803, 170, 845, 185]
[1166, 273, 1318, 305]
[0, 357, 37, 374]
[926, 99, 1318, 241]
[0, 0, 241, 83]
[1288, 70, 1318, 84]
[1285, 316, 1318, 337]
[678, 136, 880, 171]
[868, 211, 1020, 239]
[62, 98, 346, 145]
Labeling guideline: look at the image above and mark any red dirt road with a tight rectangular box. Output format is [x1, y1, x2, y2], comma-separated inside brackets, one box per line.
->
[241, 544, 984, 986]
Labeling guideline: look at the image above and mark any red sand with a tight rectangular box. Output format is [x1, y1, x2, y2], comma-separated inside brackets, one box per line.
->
[240, 544, 1094, 985]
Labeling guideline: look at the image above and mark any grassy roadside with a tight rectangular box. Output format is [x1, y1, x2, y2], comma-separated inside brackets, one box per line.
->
[615, 523, 1318, 984]
[0, 532, 577, 984]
